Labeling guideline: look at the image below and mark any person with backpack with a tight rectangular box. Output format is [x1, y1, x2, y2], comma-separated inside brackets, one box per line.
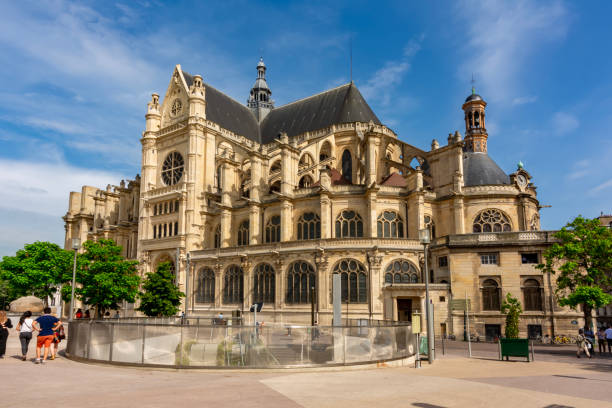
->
[576, 328, 592, 359]
[33, 307, 61, 364]
[0, 311, 13, 359]
[16, 311, 35, 361]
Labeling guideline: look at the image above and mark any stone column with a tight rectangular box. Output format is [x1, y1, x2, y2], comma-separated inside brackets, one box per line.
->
[214, 263, 223, 309]
[275, 259, 285, 309]
[315, 252, 329, 312]
[242, 258, 252, 312]
[365, 133, 380, 185]
[250, 154, 263, 203]
[453, 197, 465, 235]
[249, 204, 261, 245]
[280, 200, 293, 241]
[221, 209, 232, 247]
[366, 190, 377, 237]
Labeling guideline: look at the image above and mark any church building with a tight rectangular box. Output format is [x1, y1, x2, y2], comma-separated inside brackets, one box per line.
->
[63, 59, 583, 339]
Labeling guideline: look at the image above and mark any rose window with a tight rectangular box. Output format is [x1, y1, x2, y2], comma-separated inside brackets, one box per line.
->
[171, 99, 182, 116]
[161, 152, 184, 185]
[472, 209, 512, 233]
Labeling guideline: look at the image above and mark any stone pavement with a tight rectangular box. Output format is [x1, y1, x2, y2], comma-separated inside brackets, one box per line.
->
[0, 332, 610, 408]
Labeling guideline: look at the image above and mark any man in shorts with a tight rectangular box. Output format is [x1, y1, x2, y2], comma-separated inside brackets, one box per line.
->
[33, 307, 60, 364]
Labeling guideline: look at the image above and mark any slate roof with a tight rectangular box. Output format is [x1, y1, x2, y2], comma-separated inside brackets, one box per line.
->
[380, 172, 407, 187]
[463, 152, 510, 186]
[182, 71, 380, 145]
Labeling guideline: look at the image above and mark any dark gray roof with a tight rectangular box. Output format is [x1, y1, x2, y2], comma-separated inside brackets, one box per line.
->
[463, 152, 510, 186]
[183, 71, 261, 142]
[465, 93, 483, 102]
[260, 83, 381, 144]
[182, 71, 380, 145]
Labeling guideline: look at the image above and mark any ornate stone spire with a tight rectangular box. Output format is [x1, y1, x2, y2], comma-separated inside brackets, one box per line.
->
[247, 57, 274, 122]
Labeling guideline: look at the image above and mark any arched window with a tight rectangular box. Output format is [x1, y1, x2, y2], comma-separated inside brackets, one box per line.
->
[214, 224, 221, 249]
[237, 220, 249, 246]
[297, 212, 321, 240]
[384, 260, 419, 284]
[269, 180, 281, 194]
[223, 265, 243, 304]
[424, 215, 436, 239]
[523, 279, 543, 311]
[377, 211, 404, 238]
[333, 259, 367, 303]
[286, 261, 316, 304]
[265, 215, 281, 243]
[335, 210, 363, 238]
[341, 149, 352, 183]
[473, 209, 512, 233]
[319, 141, 331, 161]
[253, 263, 275, 304]
[298, 175, 313, 188]
[299, 153, 314, 169]
[482, 279, 501, 311]
[161, 152, 184, 186]
[474, 111, 480, 127]
[196, 268, 215, 303]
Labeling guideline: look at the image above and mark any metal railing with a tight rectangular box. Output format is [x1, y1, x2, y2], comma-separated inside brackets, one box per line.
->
[66, 319, 415, 368]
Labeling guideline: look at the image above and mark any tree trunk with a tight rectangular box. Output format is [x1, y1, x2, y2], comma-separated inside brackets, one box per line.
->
[583, 303, 592, 330]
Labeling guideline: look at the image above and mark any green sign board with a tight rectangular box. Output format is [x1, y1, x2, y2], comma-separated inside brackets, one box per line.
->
[450, 299, 471, 311]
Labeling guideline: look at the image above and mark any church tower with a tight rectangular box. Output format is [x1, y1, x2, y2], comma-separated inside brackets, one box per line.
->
[462, 87, 488, 152]
[247, 57, 274, 122]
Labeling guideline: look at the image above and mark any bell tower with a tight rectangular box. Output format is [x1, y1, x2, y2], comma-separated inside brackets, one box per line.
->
[462, 87, 488, 153]
[247, 57, 274, 122]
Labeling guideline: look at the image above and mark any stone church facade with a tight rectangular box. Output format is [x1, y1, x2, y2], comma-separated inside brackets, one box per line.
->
[63, 59, 583, 339]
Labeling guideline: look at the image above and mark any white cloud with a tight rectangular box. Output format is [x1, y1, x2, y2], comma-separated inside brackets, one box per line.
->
[512, 95, 538, 105]
[0, 159, 126, 217]
[360, 35, 424, 107]
[552, 111, 579, 135]
[590, 179, 612, 195]
[457, 0, 568, 103]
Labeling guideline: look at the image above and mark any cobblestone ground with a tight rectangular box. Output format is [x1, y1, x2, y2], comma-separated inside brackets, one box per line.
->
[0, 331, 610, 408]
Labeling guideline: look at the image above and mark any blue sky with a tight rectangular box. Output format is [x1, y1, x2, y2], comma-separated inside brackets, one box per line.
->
[1, 0, 611, 256]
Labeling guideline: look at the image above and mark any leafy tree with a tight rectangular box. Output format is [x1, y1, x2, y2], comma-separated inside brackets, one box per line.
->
[538, 216, 612, 330]
[64, 239, 140, 318]
[0, 241, 74, 304]
[137, 262, 184, 317]
[500, 293, 522, 338]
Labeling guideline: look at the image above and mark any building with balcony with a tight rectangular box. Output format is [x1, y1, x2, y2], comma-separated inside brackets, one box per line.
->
[63, 59, 583, 338]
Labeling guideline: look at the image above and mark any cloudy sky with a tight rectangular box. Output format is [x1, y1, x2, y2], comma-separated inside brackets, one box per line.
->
[1, 0, 611, 256]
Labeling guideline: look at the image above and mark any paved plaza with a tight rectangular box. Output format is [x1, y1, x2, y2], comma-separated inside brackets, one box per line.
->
[1, 332, 611, 408]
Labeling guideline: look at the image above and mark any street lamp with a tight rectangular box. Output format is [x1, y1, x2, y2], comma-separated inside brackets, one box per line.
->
[419, 228, 434, 363]
[69, 238, 80, 322]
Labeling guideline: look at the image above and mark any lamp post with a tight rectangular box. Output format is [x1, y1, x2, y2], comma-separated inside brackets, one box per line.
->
[69, 238, 80, 322]
[419, 228, 434, 363]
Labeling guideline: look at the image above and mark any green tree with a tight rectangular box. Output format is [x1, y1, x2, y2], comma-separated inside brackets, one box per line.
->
[64, 239, 140, 318]
[537, 216, 612, 330]
[0, 241, 74, 304]
[137, 262, 184, 317]
[500, 293, 522, 338]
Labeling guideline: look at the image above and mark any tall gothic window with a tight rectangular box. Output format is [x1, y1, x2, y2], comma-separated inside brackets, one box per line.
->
[240, 171, 250, 198]
[253, 263, 275, 304]
[333, 259, 367, 303]
[286, 261, 316, 304]
[214, 224, 221, 249]
[196, 268, 215, 303]
[215, 165, 222, 193]
[523, 279, 543, 311]
[384, 260, 419, 284]
[297, 212, 321, 240]
[264, 216, 281, 243]
[473, 209, 512, 233]
[223, 265, 243, 304]
[482, 279, 501, 311]
[237, 220, 249, 246]
[335, 210, 363, 238]
[341, 149, 352, 183]
[319, 141, 331, 161]
[377, 211, 404, 238]
[424, 215, 436, 239]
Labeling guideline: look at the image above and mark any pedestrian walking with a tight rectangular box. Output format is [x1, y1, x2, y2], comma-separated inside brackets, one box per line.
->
[51, 319, 65, 360]
[75, 308, 83, 319]
[576, 328, 591, 358]
[0, 311, 13, 359]
[33, 307, 60, 364]
[16, 311, 35, 361]
[597, 327, 606, 355]
[605, 325, 612, 353]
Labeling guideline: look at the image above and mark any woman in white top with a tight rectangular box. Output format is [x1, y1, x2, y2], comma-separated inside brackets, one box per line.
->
[16, 311, 35, 361]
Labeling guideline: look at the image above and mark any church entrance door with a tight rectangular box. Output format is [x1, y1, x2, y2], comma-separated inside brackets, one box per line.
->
[397, 298, 412, 322]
